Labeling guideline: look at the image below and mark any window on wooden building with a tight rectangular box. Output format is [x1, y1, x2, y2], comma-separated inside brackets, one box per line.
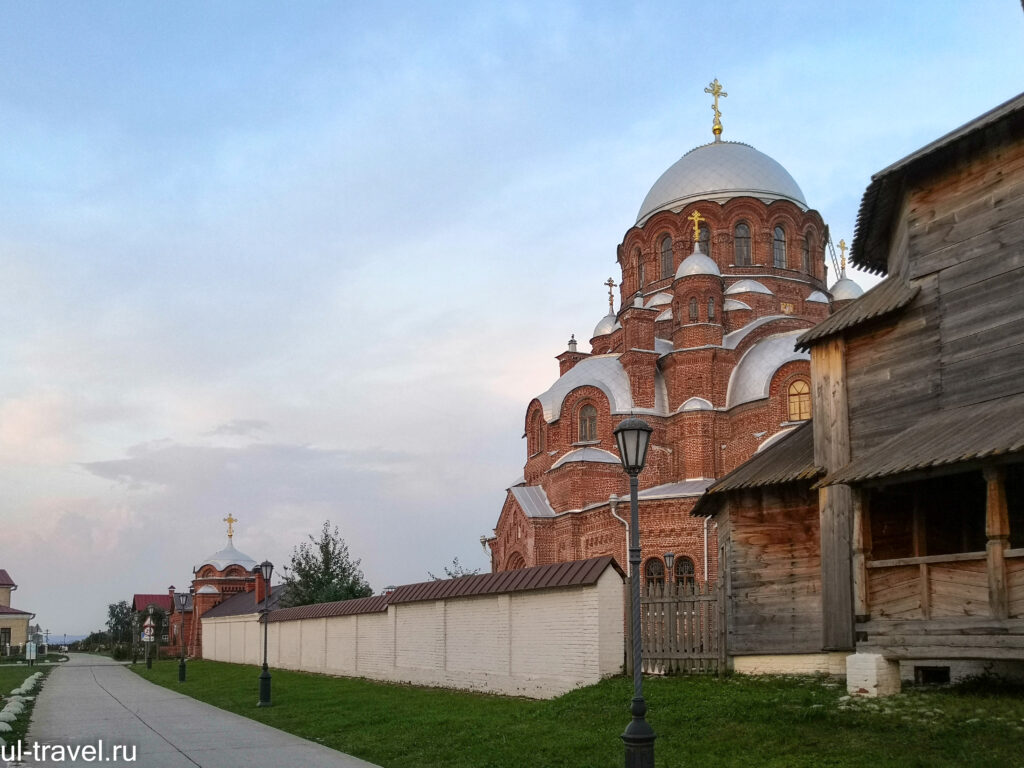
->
[773, 226, 787, 268]
[660, 236, 673, 279]
[675, 556, 696, 588]
[578, 404, 598, 442]
[868, 471, 987, 560]
[734, 222, 751, 265]
[788, 380, 811, 421]
[644, 558, 665, 586]
[1005, 463, 1024, 548]
[689, 297, 698, 321]
[699, 223, 711, 258]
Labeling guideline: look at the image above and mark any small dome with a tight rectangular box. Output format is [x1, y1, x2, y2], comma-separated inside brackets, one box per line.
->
[646, 292, 673, 308]
[725, 279, 773, 296]
[830, 277, 864, 301]
[675, 245, 721, 278]
[806, 290, 829, 304]
[723, 299, 751, 312]
[592, 313, 616, 338]
[196, 539, 258, 573]
[551, 447, 621, 470]
[637, 141, 807, 225]
[196, 585, 220, 595]
[611, 320, 623, 332]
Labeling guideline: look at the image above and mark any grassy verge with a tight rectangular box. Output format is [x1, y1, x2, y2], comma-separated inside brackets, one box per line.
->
[132, 660, 1024, 768]
[0, 666, 50, 746]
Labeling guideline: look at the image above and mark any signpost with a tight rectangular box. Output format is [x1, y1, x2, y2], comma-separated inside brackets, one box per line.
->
[143, 616, 155, 669]
[25, 641, 36, 666]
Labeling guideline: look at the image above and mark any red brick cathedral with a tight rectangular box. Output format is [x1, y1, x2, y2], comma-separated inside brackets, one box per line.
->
[487, 84, 862, 585]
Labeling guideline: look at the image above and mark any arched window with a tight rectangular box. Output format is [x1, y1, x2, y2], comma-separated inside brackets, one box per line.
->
[675, 556, 696, 588]
[688, 297, 698, 321]
[644, 558, 665, 586]
[773, 226, 787, 268]
[707, 297, 715, 321]
[637, 250, 645, 289]
[528, 411, 541, 454]
[660, 236, 673, 279]
[734, 222, 751, 265]
[698, 223, 711, 257]
[506, 552, 526, 571]
[802, 235, 811, 273]
[788, 380, 811, 421]
[578, 404, 598, 442]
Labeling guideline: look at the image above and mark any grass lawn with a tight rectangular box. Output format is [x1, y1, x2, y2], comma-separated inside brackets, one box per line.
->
[132, 660, 1024, 768]
[0, 666, 49, 746]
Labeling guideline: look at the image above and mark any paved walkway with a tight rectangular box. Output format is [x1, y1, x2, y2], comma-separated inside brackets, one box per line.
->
[19, 654, 379, 767]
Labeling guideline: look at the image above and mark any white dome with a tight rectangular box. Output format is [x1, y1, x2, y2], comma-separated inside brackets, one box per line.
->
[806, 290, 830, 303]
[646, 292, 672, 308]
[723, 299, 751, 312]
[637, 141, 807, 225]
[726, 331, 809, 408]
[592, 313, 616, 338]
[725, 279, 773, 296]
[675, 246, 721, 278]
[830, 277, 864, 301]
[196, 539, 258, 573]
[679, 396, 713, 412]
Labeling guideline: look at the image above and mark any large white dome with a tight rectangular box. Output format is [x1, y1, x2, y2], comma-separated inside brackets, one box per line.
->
[637, 141, 807, 225]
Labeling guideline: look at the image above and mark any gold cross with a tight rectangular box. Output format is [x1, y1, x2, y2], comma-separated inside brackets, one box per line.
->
[687, 210, 706, 243]
[605, 277, 617, 313]
[838, 239, 847, 274]
[704, 79, 728, 139]
[223, 514, 237, 540]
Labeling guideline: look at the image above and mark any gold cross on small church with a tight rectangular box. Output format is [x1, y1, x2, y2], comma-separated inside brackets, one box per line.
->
[704, 78, 727, 140]
[687, 209, 705, 243]
[223, 514, 238, 540]
[838, 239, 848, 274]
[605, 277, 617, 313]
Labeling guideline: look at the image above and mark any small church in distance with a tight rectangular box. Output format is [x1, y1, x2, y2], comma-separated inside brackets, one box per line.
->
[486, 81, 864, 585]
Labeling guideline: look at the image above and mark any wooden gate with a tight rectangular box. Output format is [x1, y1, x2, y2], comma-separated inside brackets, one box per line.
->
[626, 579, 725, 674]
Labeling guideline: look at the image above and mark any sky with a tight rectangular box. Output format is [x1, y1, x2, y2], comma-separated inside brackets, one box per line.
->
[1, 1, 1021, 636]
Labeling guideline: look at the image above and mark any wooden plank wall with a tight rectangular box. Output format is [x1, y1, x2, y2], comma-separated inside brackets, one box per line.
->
[725, 487, 823, 654]
[1009, 558, 1024, 619]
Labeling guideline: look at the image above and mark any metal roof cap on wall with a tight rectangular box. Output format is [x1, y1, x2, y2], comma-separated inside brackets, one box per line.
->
[268, 594, 389, 623]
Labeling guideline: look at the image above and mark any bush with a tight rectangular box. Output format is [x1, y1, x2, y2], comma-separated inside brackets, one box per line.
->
[111, 644, 131, 661]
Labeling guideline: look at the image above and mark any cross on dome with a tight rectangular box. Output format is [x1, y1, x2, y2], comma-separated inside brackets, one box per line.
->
[223, 514, 237, 540]
[687, 210, 706, 243]
[605, 277, 617, 313]
[704, 78, 728, 141]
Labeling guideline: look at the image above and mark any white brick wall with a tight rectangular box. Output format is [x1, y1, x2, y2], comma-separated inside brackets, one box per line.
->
[200, 569, 624, 699]
[732, 653, 847, 676]
[846, 653, 901, 697]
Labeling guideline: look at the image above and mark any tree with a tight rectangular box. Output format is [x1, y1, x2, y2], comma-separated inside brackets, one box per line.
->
[279, 521, 373, 608]
[106, 600, 133, 643]
[428, 556, 480, 581]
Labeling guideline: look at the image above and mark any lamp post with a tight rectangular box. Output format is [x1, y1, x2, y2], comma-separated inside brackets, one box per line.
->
[146, 605, 155, 670]
[664, 552, 675, 587]
[255, 560, 273, 707]
[614, 416, 655, 768]
[176, 591, 189, 682]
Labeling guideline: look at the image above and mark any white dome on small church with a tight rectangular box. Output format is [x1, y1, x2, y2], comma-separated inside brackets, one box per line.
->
[196, 539, 258, 573]
[675, 246, 721, 278]
[830, 276, 864, 301]
[637, 141, 808, 225]
[592, 313, 616, 338]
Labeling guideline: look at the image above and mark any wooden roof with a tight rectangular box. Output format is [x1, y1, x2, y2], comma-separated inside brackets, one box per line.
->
[795, 275, 919, 351]
[822, 392, 1024, 486]
[852, 91, 1024, 275]
[0, 569, 15, 588]
[692, 422, 821, 516]
[200, 584, 286, 619]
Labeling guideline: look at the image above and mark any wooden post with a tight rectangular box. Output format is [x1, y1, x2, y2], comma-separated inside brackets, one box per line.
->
[852, 490, 872, 620]
[985, 467, 1010, 620]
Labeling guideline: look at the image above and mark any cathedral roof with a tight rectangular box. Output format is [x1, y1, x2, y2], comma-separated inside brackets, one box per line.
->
[724, 279, 773, 295]
[637, 141, 807, 226]
[829, 276, 865, 301]
[550, 447, 621, 470]
[196, 539, 259, 573]
[534, 354, 667, 423]
[806, 290, 830, 304]
[675, 247, 721, 278]
[726, 330, 809, 408]
[592, 313, 617, 338]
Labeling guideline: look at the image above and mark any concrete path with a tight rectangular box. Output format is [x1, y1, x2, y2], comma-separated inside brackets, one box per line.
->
[18, 654, 380, 767]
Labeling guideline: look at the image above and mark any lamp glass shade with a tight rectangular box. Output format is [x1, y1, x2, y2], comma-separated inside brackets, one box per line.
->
[664, 552, 675, 571]
[259, 560, 273, 583]
[613, 417, 653, 474]
[177, 592, 188, 611]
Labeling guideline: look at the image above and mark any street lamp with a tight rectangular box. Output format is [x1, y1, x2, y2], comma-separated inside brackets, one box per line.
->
[664, 552, 675, 587]
[176, 591, 189, 682]
[614, 416, 655, 768]
[255, 560, 274, 707]
[146, 605, 155, 670]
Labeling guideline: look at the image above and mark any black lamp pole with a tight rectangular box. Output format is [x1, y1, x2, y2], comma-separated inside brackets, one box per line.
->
[614, 416, 655, 768]
[256, 560, 273, 707]
[177, 592, 189, 682]
[146, 605, 154, 670]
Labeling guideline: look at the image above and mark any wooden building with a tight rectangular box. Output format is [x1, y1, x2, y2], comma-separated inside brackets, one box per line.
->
[696, 92, 1024, 687]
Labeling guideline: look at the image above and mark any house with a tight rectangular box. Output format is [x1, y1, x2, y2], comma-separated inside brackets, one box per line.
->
[696, 91, 1024, 690]
[0, 569, 36, 653]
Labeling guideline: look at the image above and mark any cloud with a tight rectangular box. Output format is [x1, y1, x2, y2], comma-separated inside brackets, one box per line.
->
[206, 418, 270, 437]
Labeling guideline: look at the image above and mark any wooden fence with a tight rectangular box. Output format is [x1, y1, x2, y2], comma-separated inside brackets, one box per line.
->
[625, 578, 725, 675]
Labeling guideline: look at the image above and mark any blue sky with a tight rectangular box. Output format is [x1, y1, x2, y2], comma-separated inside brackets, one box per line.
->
[1, 2, 1021, 634]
